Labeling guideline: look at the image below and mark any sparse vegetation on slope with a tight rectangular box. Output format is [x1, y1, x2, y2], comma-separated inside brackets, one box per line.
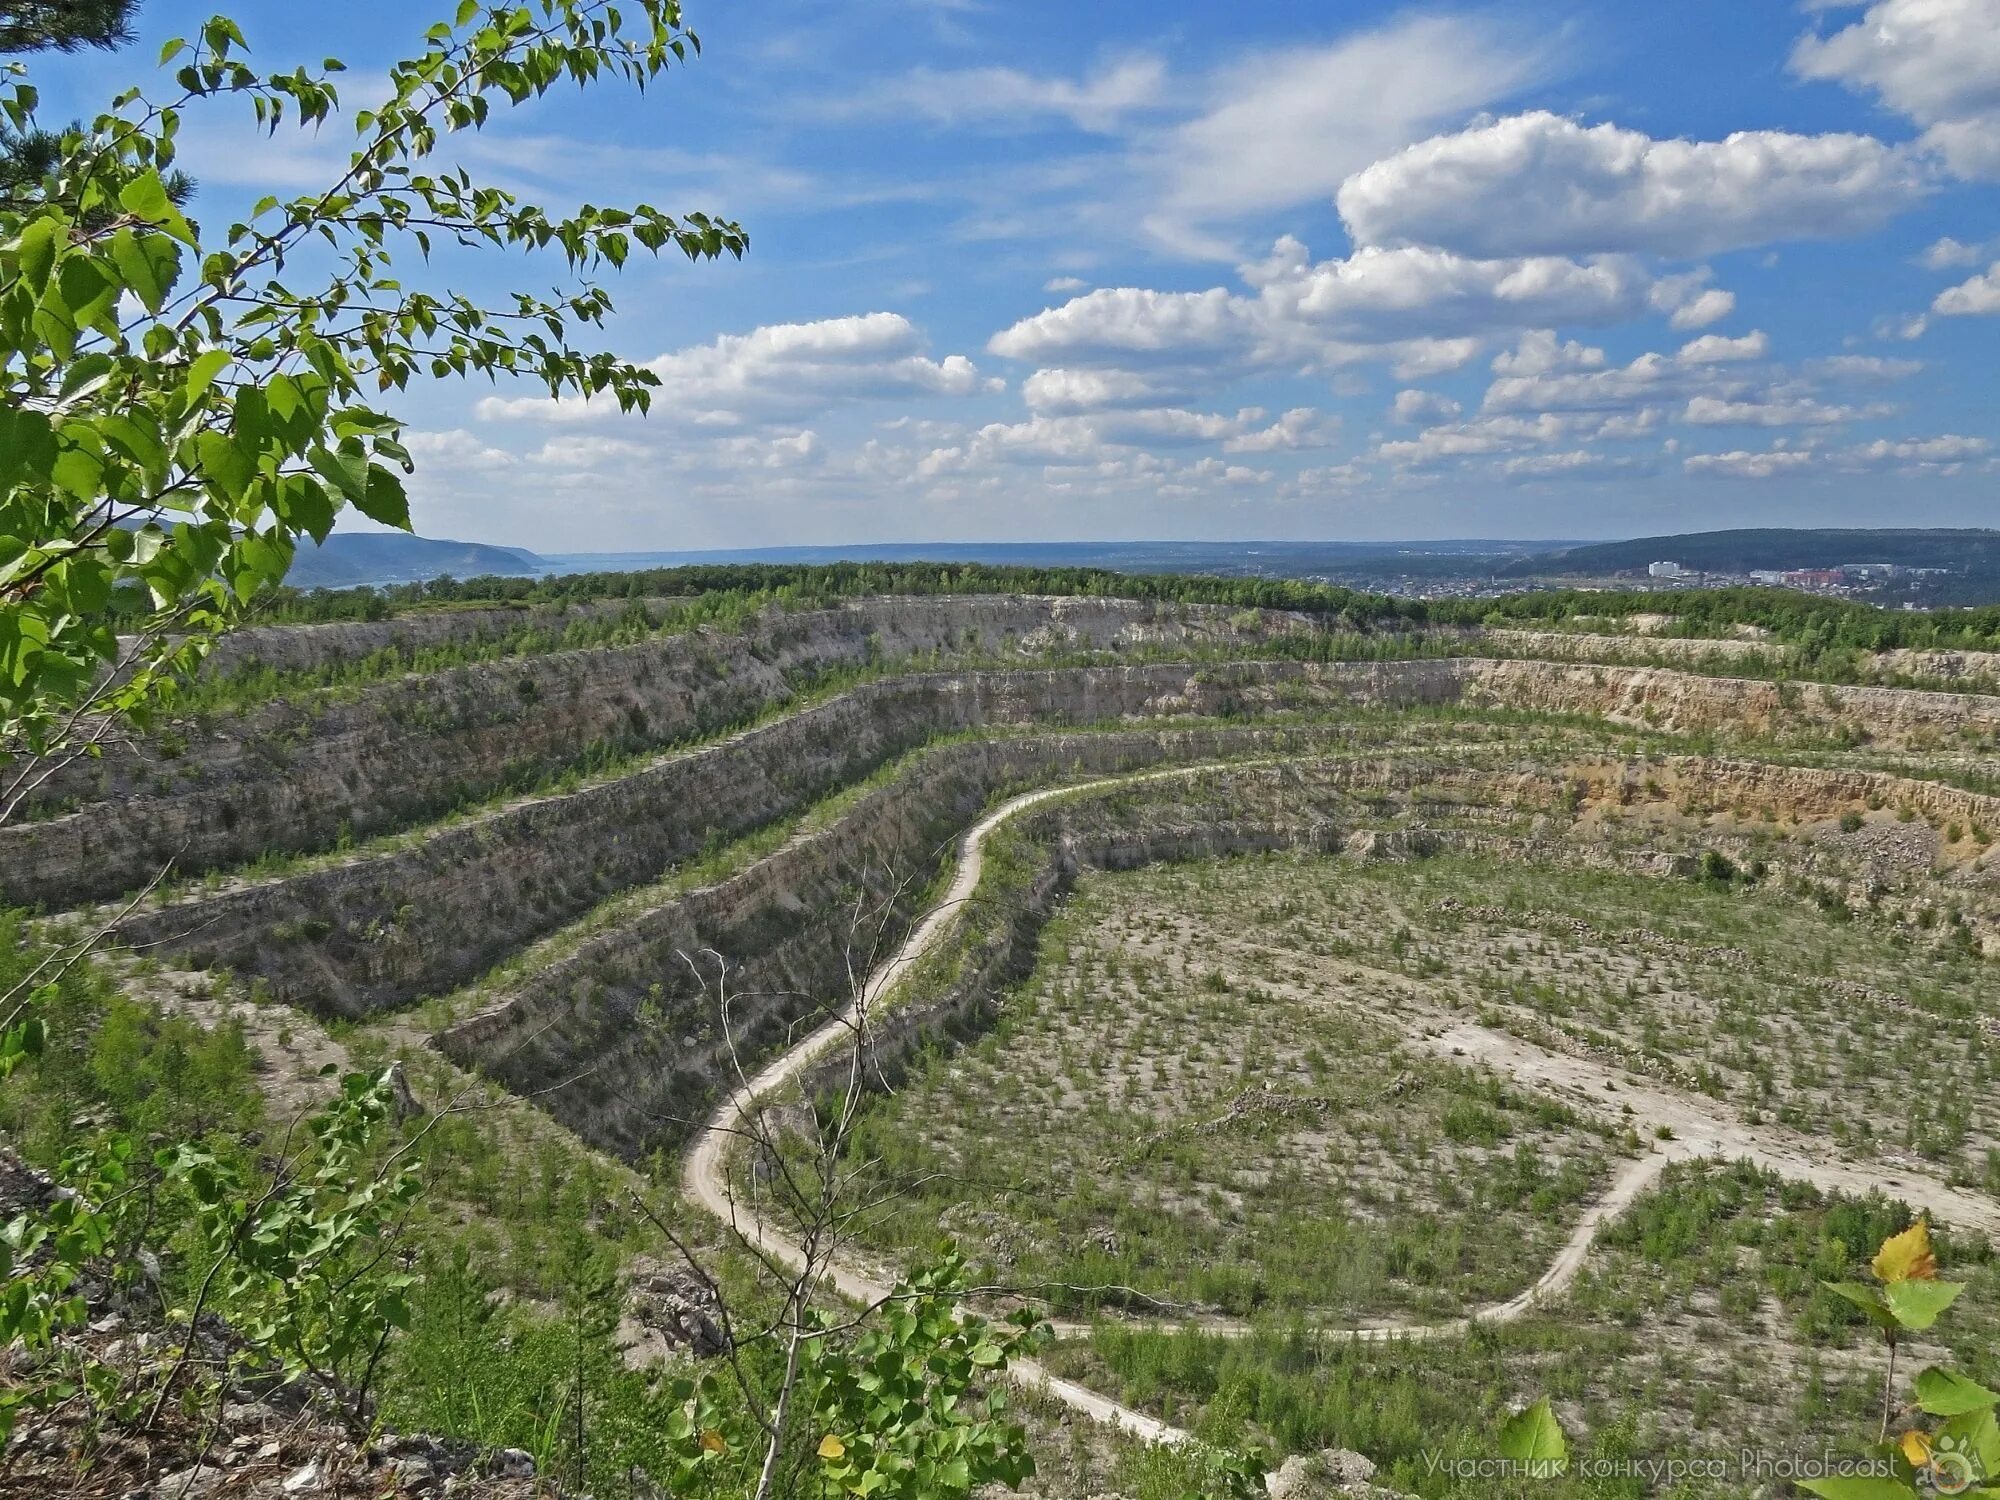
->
[13, 581, 2000, 1497]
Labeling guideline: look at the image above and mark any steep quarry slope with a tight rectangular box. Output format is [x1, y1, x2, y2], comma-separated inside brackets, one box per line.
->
[95, 651, 2000, 1014]
[1460, 656, 2000, 743]
[141, 594, 690, 678]
[1486, 627, 2000, 691]
[438, 745, 2000, 1161]
[25, 592, 2000, 914]
[18, 591, 2000, 1168]
[438, 751, 1501, 1157]
[433, 732, 1446, 1154]
[108, 662, 1470, 1012]
[5, 595, 1323, 905]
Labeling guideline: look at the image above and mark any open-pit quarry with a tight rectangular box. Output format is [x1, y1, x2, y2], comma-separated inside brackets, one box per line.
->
[27, 590, 2000, 1491]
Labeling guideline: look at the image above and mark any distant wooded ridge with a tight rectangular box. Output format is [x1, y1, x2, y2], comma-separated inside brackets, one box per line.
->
[252, 557, 2000, 655]
[286, 532, 545, 588]
[1510, 528, 2000, 577]
[286, 527, 2000, 592]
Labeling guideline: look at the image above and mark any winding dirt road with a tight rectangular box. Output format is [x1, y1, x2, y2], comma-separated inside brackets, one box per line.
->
[682, 763, 2000, 1449]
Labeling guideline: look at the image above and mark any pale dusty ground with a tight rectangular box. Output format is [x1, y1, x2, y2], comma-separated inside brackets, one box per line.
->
[682, 767, 2000, 1450]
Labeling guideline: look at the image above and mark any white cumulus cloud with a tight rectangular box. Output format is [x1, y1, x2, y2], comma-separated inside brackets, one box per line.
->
[1020, 366, 1188, 414]
[989, 239, 1664, 381]
[1918, 235, 1992, 269]
[1223, 407, 1344, 453]
[477, 313, 988, 427]
[1501, 450, 1661, 481]
[1932, 261, 2000, 314]
[1668, 289, 1738, 330]
[1392, 389, 1464, 424]
[1686, 433, 1991, 477]
[989, 287, 1251, 363]
[1490, 331, 1607, 376]
[403, 429, 513, 472]
[1684, 394, 1885, 426]
[1143, 14, 1551, 252]
[1683, 447, 1825, 479]
[1678, 331, 1771, 364]
[1792, 0, 2000, 180]
[1335, 110, 1929, 258]
[1804, 354, 1925, 379]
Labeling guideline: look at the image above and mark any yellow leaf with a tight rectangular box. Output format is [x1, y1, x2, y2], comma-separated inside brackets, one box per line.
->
[699, 1429, 728, 1455]
[1901, 1429, 1933, 1467]
[818, 1433, 847, 1460]
[1875, 1220, 1938, 1284]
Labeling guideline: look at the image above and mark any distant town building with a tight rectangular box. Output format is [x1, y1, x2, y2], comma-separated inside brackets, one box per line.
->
[1748, 570, 1787, 586]
[1842, 562, 1902, 580]
[1782, 569, 1843, 588]
[1648, 561, 1686, 578]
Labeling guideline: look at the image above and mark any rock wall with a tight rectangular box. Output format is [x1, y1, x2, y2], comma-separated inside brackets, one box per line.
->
[1484, 630, 1781, 668]
[1487, 630, 2000, 694]
[29, 592, 2000, 912]
[125, 693, 1390, 1019]
[1578, 754, 2000, 827]
[8, 596, 1330, 906]
[1461, 658, 2000, 743]
[439, 735, 2000, 1162]
[137, 596, 690, 680]
[1873, 648, 2000, 689]
[109, 653, 2000, 1015]
[440, 758, 1426, 1159]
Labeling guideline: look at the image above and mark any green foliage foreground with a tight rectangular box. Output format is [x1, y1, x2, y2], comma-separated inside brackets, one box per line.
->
[0, 0, 745, 759]
[0, 921, 1066, 1497]
[0, 4, 1086, 1495]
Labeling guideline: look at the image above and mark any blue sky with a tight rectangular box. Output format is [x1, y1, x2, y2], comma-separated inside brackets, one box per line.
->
[30, 0, 2000, 550]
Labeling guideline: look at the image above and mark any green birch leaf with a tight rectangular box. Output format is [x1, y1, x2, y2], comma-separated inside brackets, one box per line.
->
[1886, 1281, 1965, 1332]
[1917, 1368, 2000, 1418]
[1498, 1397, 1568, 1477]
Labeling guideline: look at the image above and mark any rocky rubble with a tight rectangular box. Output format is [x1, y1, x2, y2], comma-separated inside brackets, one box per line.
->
[1126, 1084, 1339, 1157]
[0, 1152, 552, 1500]
[86, 1423, 548, 1500]
[1264, 1448, 1400, 1499]
[615, 1258, 729, 1366]
[5, 595, 1334, 904]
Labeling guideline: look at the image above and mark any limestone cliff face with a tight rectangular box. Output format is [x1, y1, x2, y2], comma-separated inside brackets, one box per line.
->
[102, 652, 2000, 1016]
[6, 596, 1327, 907]
[1483, 630, 1777, 666]
[437, 755, 1440, 1159]
[24, 592, 2000, 912]
[1484, 631, 2000, 693]
[44, 590, 2000, 1168]
[431, 731, 1386, 1156]
[1459, 657, 2000, 743]
[1872, 647, 2000, 688]
[436, 741, 2000, 1162]
[129, 596, 690, 679]
[112, 674, 1397, 1018]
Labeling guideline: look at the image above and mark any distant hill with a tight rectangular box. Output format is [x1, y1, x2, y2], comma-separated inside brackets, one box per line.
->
[286, 533, 544, 589]
[540, 539, 1573, 580]
[1506, 528, 2000, 578]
